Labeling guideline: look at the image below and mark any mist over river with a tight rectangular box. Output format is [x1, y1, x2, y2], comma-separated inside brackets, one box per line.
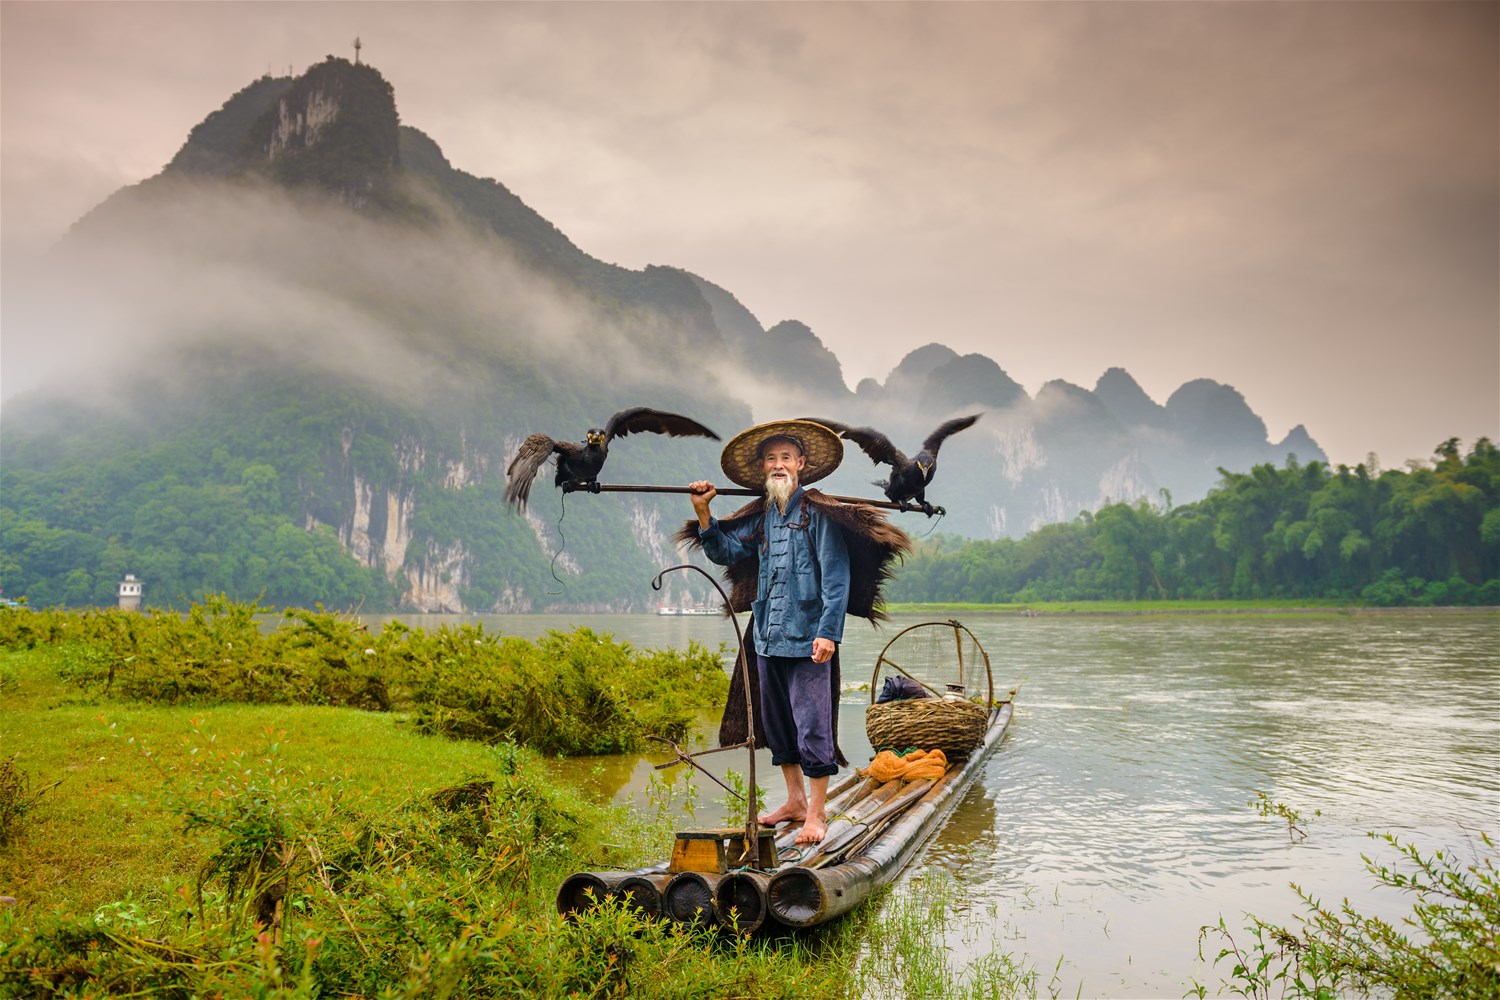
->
[367, 609, 1499, 997]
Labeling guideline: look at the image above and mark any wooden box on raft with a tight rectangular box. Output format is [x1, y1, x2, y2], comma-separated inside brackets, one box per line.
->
[669, 828, 779, 874]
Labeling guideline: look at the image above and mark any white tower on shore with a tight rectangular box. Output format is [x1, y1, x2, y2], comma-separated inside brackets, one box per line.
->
[118, 574, 143, 612]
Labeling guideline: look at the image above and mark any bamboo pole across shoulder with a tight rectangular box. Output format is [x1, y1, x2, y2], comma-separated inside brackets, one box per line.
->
[561, 482, 945, 516]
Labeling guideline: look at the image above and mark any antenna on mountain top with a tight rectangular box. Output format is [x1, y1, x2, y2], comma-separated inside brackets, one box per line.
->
[353, 36, 362, 64]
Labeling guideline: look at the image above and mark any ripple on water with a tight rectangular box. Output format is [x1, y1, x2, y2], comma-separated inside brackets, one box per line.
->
[887, 613, 1499, 995]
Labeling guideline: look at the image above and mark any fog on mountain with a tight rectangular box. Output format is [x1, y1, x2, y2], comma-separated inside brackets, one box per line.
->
[0, 56, 1325, 612]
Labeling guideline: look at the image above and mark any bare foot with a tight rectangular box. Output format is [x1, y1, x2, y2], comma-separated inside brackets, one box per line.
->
[758, 801, 806, 826]
[795, 814, 827, 844]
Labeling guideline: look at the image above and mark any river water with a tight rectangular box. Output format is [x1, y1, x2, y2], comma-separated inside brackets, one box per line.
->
[374, 609, 1499, 997]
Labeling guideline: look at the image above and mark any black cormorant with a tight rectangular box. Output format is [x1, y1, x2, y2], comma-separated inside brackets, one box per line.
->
[505, 407, 719, 511]
[804, 414, 980, 515]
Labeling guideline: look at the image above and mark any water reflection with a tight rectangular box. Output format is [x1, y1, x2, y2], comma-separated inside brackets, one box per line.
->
[917, 774, 1002, 874]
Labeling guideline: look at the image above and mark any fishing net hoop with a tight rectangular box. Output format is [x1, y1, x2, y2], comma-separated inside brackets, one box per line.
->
[864, 619, 997, 759]
[866, 619, 994, 707]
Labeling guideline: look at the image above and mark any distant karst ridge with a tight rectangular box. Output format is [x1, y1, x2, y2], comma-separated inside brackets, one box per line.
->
[7, 55, 1327, 612]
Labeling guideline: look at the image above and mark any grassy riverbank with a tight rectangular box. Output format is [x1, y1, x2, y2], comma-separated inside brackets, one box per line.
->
[6, 605, 1490, 998]
[0, 634, 1044, 998]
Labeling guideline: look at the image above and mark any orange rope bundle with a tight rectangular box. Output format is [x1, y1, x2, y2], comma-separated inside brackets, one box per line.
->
[861, 748, 948, 783]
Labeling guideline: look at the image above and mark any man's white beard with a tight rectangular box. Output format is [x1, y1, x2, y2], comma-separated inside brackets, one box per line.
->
[765, 473, 796, 513]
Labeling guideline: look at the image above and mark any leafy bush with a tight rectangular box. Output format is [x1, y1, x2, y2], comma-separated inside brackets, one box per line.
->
[1198, 830, 1500, 1000]
[12, 597, 389, 708]
[403, 626, 729, 755]
[0, 600, 730, 758]
[0, 606, 68, 650]
[1360, 568, 1418, 607]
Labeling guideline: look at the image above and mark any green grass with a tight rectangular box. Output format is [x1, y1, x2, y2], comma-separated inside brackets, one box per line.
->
[0, 645, 1049, 999]
[0, 647, 504, 916]
[851, 873, 1049, 999]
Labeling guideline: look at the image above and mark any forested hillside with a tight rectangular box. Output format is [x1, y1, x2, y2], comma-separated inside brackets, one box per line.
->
[0, 55, 1363, 612]
[0, 344, 737, 611]
[889, 439, 1500, 605]
[1, 58, 744, 613]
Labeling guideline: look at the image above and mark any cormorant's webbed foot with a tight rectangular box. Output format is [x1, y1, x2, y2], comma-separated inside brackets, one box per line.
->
[588, 481, 602, 494]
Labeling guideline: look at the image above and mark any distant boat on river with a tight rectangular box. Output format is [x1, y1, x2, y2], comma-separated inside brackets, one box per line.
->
[655, 604, 719, 616]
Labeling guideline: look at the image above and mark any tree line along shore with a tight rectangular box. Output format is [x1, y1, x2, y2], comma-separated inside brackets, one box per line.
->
[4, 439, 1497, 614]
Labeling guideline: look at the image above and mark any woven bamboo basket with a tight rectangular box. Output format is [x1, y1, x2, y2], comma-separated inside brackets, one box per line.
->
[865, 697, 989, 759]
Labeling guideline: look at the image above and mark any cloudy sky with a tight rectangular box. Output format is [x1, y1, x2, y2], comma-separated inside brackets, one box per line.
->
[2, 1, 1495, 467]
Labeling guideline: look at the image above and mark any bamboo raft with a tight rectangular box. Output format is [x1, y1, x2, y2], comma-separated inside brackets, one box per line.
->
[558, 620, 1013, 933]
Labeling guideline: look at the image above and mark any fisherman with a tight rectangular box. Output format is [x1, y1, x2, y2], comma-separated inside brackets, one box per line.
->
[683, 420, 911, 844]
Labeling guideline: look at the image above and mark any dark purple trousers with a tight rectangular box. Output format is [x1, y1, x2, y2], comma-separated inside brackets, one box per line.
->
[756, 653, 838, 779]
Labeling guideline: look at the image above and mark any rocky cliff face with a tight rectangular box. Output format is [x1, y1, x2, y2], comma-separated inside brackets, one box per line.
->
[321, 431, 462, 611]
[250, 58, 401, 207]
[12, 55, 1331, 611]
[164, 57, 401, 209]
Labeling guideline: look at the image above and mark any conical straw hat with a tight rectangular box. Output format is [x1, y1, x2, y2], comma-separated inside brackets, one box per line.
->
[719, 419, 844, 489]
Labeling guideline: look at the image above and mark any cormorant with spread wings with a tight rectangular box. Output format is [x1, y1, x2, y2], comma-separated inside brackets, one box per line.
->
[803, 414, 981, 515]
[505, 407, 720, 511]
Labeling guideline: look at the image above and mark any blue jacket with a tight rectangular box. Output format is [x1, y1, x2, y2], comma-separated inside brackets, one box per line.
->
[698, 486, 851, 656]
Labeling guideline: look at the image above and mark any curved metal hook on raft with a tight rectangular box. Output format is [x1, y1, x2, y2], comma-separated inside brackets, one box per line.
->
[649, 562, 750, 743]
[650, 562, 761, 866]
[650, 562, 745, 661]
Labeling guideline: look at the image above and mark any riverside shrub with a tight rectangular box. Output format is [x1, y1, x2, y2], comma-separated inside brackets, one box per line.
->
[1198, 830, 1500, 1000]
[0, 599, 730, 757]
[13, 597, 390, 707]
[402, 626, 729, 755]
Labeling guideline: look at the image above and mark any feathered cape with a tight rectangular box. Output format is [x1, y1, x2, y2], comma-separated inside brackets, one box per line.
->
[674, 490, 913, 758]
